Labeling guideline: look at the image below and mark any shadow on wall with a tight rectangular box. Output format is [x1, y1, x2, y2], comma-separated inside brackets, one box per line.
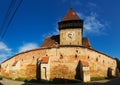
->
[75, 60, 83, 81]
[36, 58, 41, 81]
[107, 67, 112, 78]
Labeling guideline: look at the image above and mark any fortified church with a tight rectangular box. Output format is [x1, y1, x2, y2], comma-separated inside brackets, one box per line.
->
[0, 8, 117, 82]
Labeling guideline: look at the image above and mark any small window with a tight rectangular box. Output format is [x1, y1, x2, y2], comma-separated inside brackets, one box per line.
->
[76, 50, 78, 53]
[75, 54, 77, 58]
[99, 55, 101, 57]
[96, 58, 98, 62]
[88, 56, 89, 59]
[60, 54, 63, 59]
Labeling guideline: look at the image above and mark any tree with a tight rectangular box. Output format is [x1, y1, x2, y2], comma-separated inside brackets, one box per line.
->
[115, 58, 120, 72]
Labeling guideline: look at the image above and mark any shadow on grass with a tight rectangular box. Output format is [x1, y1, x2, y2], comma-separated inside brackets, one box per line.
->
[21, 78, 82, 85]
[49, 78, 82, 84]
[21, 78, 120, 85]
[21, 77, 120, 85]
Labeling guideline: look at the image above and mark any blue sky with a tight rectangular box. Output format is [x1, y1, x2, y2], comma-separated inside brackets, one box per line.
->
[0, 0, 120, 63]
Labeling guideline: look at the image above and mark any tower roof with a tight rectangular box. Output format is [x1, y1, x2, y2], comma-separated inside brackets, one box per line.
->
[62, 8, 80, 21]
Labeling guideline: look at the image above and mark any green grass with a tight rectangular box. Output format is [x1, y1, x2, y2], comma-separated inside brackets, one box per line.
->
[15, 78, 29, 81]
[15, 78, 41, 83]
[1, 76, 12, 80]
[91, 77, 106, 81]
[91, 76, 118, 81]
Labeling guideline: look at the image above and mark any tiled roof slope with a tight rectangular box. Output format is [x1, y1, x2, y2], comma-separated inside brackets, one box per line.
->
[41, 35, 92, 48]
[81, 61, 89, 67]
[41, 35, 60, 47]
[82, 37, 92, 48]
[62, 8, 80, 21]
[41, 57, 49, 63]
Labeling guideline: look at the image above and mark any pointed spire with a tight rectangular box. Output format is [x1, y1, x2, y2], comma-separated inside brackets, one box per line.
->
[62, 8, 80, 21]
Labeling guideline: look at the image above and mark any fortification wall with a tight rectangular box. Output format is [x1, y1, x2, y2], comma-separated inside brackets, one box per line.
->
[0, 46, 117, 80]
[1, 49, 47, 79]
[47, 46, 116, 79]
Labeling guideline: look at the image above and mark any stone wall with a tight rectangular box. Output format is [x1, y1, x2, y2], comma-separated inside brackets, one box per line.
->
[1, 49, 47, 79]
[0, 46, 117, 81]
[47, 46, 116, 79]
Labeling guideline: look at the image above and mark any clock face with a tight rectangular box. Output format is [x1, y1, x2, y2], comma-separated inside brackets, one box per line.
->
[68, 32, 74, 39]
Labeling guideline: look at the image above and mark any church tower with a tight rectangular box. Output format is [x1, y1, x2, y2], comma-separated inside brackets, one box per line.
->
[58, 8, 83, 46]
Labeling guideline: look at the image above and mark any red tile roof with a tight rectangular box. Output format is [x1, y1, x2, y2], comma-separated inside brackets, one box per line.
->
[62, 8, 80, 21]
[41, 35, 92, 48]
[82, 37, 92, 48]
[41, 57, 49, 63]
[81, 61, 89, 67]
[41, 35, 59, 47]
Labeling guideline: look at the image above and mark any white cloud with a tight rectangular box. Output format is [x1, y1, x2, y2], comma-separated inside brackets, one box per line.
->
[77, 12, 107, 35]
[18, 43, 39, 53]
[0, 42, 12, 63]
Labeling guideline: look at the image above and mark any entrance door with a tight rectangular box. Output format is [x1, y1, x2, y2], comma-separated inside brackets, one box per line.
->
[42, 67, 47, 79]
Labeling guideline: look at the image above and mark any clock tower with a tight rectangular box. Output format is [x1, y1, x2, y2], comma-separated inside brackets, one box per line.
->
[58, 8, 83, 46]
